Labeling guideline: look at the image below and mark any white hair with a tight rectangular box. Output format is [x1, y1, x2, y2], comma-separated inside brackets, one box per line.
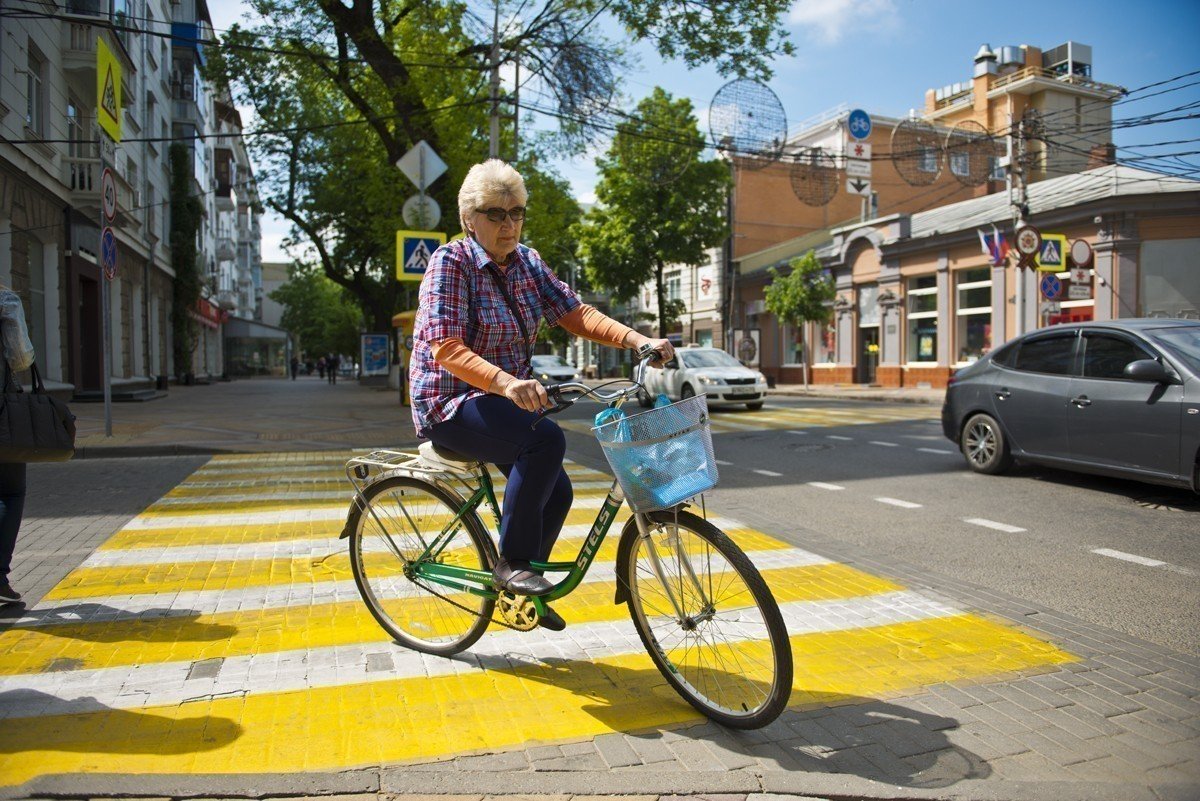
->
[457, 159, 528, 231]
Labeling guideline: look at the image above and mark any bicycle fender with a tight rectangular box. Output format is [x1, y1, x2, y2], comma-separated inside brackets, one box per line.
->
[340, 497, 363, 539]
[612, 504, 692, 605]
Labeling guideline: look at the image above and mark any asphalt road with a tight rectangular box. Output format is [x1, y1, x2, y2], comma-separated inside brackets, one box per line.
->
[556, 395, 1200, 657]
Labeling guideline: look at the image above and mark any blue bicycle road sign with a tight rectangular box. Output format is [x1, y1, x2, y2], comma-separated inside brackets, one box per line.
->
[848, 109, 872, 140]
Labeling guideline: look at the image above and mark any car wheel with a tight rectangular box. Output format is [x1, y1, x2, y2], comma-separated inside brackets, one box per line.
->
[961, 413, 1013, 475]
[636, 387, 653, 408]
[681, 384, 696, 400]
[745, 402, 764, 411]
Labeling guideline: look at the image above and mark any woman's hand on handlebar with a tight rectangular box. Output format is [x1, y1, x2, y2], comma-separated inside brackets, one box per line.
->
[497, 375, 550, 413]
[634, 337, 675, 367]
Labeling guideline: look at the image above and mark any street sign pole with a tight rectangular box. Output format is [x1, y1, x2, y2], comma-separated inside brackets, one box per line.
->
[99, 140, 113, 436]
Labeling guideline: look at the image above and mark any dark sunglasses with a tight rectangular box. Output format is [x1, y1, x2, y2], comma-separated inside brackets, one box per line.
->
[477, 206, 526, 223]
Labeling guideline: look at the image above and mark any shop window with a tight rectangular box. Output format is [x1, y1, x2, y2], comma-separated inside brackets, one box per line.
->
[956, 267, 992, 363]
[815, 318, 836, 364]
[906, 275, 937, 362]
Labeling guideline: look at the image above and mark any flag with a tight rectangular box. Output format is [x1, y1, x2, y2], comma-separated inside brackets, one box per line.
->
[977, 226, 1008, 266]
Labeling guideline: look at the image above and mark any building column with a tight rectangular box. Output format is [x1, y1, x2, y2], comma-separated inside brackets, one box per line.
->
[990, 260, 1007, 348]
[1093, 214, 1139, 320]
[936, 252, 951, 366]
[109, 276, 124, 377]
[0, 217, 11, 288]
[43, 241, 63, 381]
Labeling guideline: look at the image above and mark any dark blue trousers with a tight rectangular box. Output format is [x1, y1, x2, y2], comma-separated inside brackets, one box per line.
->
[0, 462, 27, 580]
[427, 395, 572, 563]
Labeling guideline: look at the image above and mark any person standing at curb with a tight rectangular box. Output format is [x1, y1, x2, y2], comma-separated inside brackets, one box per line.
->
[0, 285, 35, 605]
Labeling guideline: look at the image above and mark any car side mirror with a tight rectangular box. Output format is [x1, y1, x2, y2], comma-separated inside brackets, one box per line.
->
[1124, 359, 1179, 384]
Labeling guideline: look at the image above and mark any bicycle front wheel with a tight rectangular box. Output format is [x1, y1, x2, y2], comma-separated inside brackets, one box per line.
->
[349, 476, 496, 656]
[621, 510, 793, 728]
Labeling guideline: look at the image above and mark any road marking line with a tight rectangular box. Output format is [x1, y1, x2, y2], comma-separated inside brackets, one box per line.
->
[753, 469, 783, 477]
[716, 459, 734, 466]
[869, 441, 899, 447]
[963, 518, 1026, 533]
[918, 447, 954, 455]
[875, 497, 923, 509]
[808, 482, 845, 491]
[1090, 548, 1196, 575]
[786, 430, 808, 435]
[827, 435, 853, 441]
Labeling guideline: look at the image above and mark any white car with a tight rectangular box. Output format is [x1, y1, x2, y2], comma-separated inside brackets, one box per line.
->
[638, 347, 769, 410]
[531, 354, 580, 385]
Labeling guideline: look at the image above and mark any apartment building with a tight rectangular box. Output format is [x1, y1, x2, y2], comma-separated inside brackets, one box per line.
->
[0, 0, 261, 395]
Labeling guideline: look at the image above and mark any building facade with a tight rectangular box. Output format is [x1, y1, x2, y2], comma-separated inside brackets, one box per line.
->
[0, 0, 261, 395]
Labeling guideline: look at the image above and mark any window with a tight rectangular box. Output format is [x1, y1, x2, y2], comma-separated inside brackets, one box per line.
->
[991, 341, 1019, 368]
[1082, 334, 1150, 379]
[816, 317, 836, 364]
[990, 156, 1005, 181]
[956, 267, 992, 362]
[906, 275, 937, 362]
[1014, 335, 1075, 375]
[919, 147, 938, 173]
[950, 150, 970, 178]
[665, 271, 681, 301]
[25, 47, 46, 135]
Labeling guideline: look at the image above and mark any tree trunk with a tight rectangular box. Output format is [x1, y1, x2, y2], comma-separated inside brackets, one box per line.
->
[800, 321, 809, 390]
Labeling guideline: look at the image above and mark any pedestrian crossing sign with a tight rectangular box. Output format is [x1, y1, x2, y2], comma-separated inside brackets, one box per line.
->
[96, 37, 122, 142]
[1035, 233, 1067, 272]
[396, 230, 446, 282]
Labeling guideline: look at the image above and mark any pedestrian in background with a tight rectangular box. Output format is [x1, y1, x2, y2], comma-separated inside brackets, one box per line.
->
[317, 356, 326, 380]
[327, 353, 339, 385]
[289, 355, 299, 380]
[0, 285, 35, 605]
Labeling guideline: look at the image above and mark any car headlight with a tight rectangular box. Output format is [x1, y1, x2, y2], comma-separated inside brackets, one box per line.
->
[755, 372, 767, 383]
[539, 373, 549, 380]
[697, 375, 721, 385]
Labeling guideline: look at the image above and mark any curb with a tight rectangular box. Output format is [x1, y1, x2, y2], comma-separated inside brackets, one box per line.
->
[768, 389, 942, 406]
[8, 769, 1184, 801]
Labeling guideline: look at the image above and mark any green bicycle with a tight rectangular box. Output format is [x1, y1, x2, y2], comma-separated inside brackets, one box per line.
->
[340, 349, 793, 728]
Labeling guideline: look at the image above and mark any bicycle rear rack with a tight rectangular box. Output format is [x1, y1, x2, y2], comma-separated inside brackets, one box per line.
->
[344, 448, 483, 515]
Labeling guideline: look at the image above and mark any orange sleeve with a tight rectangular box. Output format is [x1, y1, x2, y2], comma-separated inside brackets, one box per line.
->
[558, 304, 635, 349]
[430, 338, 503, 392]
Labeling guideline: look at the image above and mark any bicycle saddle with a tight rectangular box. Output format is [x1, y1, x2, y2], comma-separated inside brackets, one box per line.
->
[418, 441, 481, 472]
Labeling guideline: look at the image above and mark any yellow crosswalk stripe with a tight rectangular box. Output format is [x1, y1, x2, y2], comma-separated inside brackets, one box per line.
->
[0, 614, 1072, 787]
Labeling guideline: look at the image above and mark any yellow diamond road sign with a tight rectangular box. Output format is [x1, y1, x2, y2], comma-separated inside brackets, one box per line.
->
[396, 230, 445, 282]
[96, 37, 122, 142]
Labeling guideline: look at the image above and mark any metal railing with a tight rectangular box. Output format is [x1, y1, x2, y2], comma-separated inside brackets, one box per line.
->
[991, 65, 1123, 95]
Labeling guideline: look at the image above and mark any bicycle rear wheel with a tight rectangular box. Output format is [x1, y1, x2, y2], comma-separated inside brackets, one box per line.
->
[621, 510, 792, 728]
[349, 476, 496, 655]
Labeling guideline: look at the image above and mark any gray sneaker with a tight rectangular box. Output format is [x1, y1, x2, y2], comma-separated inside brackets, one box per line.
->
[0, 581, 21, 604]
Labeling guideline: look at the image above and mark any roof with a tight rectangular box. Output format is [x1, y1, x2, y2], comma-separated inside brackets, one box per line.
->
[906, 165, 1200, 242]
[736, 221, 854, 275]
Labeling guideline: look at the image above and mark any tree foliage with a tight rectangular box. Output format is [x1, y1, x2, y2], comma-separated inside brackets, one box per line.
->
[269, 263, 365, 358]
[763, 250, 835, 385]
[575, 87, 729, 337]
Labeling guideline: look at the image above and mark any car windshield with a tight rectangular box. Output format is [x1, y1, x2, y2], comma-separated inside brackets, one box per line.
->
[531, 355, 568, 368]
[1147, 326, 1200, 374]
[681, 349, 743, 368]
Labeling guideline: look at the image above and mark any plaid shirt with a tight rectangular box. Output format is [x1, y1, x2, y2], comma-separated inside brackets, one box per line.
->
[410, 236, 580, 436]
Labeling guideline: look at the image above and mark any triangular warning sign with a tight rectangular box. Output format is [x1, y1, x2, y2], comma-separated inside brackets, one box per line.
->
[101, 66, 118, 122]
[1040, 240, 1061, 264]
[405, 240, 433, 274]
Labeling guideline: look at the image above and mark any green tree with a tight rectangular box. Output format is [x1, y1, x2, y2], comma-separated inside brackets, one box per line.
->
[763, 250, 835, 389]
[575, 87, 729, 337]
[269, 263, 365, 358]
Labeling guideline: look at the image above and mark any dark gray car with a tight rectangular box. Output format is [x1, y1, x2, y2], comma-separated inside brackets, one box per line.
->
[942, 319, 1200, 492]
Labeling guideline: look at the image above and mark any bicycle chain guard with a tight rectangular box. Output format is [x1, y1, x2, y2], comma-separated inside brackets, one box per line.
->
[496, 590, 540, 631]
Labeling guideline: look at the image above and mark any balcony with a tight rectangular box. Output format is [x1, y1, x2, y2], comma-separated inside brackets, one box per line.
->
[989, 65, 1124, 99]
[216, 235, 237, 261]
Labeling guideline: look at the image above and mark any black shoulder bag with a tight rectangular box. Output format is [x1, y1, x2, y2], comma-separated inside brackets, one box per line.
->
[0, 361, 77, 462]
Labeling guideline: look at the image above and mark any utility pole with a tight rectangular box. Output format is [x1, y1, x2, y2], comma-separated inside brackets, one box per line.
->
[489, 1, 500, 159]
[1008, 109, 1029, 336]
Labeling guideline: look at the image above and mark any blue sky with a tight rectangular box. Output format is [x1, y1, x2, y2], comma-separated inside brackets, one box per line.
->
[208, 0, 1200, 259]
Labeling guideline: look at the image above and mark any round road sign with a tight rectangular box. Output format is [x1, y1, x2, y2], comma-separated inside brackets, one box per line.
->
[847, 109, 872, 141]
[1070, 238, 1093, 267]
[1040, 273, 1062, 300]
[101, 226, 118, 280]
[101, 168, 118, 221]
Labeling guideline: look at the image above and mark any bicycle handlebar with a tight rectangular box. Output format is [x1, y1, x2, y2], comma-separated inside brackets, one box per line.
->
[530, 343, 665, 428]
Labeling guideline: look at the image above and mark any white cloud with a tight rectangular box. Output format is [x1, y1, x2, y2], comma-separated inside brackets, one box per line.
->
[789, 0, 899, 44]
